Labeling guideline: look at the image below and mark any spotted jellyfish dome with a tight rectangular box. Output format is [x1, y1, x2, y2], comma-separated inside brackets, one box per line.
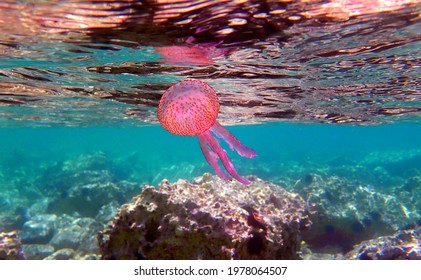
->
[158, 80, 220, 136]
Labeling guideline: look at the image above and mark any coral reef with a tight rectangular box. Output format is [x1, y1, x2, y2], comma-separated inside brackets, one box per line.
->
[4, 151, 144, 260]
[98, 173, 312, 260]
[294, 174, 420, 253]
[1, 145, 419, 260]
[346, 227, 421, 260]
[0, 231, 25, 260]
[38, 152, 141, 218]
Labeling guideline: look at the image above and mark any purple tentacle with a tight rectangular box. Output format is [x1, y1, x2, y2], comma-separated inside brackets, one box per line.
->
[198, 130, 251, 185]
[198, 133, 231, 181]
[211, 121, 257, 159]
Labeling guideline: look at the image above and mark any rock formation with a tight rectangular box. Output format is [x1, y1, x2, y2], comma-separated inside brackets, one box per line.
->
[98, 173, 312, 259]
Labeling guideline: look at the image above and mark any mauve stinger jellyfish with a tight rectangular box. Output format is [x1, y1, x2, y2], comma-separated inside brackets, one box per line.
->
[158, 80, 257, 184]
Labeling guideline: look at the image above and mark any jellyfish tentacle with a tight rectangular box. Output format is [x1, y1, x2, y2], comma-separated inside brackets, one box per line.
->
[211, 121, 257, 159]
[198, 134, 232, 181]
[198, 130, 251, 185]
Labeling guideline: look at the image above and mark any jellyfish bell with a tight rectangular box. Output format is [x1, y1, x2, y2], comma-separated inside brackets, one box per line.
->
[158, 80, 219, 136]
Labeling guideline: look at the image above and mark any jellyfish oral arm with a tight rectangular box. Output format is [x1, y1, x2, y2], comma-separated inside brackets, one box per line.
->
[198, 134, 232, 182]
[198, 130, 251, 185]
[211, 121, 257, 159]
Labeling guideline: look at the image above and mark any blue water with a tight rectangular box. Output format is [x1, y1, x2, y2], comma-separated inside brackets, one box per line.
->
[1, 122, 420, 192]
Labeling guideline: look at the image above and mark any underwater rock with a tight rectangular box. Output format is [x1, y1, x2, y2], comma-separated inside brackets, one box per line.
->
[74, 254, 100, 260]
[19, 213, 101, 259]
[95, 202, 120, 224]
[395, 176, 421, 229]
[0, 231, 25, 260]
[0, 203, 29, 233]
[35, 151, 144, 218]
[38, 152, 140, 208]
[346, 227, 421, 260]
[0, 213, 27, 233]
[50, 216, 102, 254]
[98, 173, 311, 260]
[400, 176, 421, 193]
[20, 214, 57, 244]
[44, 248, 75, 260]
[36, 152, 113, 195]
[294, 174, 419, 253]
[47, 180, 140, 217]
[22, 244, 55, 260]
[50, 223, 85, 250]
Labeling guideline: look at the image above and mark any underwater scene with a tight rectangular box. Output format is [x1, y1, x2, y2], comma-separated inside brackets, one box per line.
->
[0, 0, 421, 260]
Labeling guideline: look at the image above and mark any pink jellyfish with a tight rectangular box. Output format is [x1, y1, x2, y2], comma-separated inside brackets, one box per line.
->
[158, 80, 257, 184]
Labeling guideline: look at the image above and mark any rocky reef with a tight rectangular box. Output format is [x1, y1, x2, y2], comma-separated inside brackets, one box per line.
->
[1, 145, 419, 260]
[98, 173, 312, 260]
[97, 172, 420, 260]
[0, 231, 24, 260]
[37, 152, 141, 219]
[294, 174, 421, 253]
[21, 214, 102, 260]
[0, 152, 143, 260]
[346, 227, 421, 260]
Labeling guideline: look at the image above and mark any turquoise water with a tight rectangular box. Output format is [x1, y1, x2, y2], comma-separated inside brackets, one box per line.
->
[1, 122, 420, 192]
